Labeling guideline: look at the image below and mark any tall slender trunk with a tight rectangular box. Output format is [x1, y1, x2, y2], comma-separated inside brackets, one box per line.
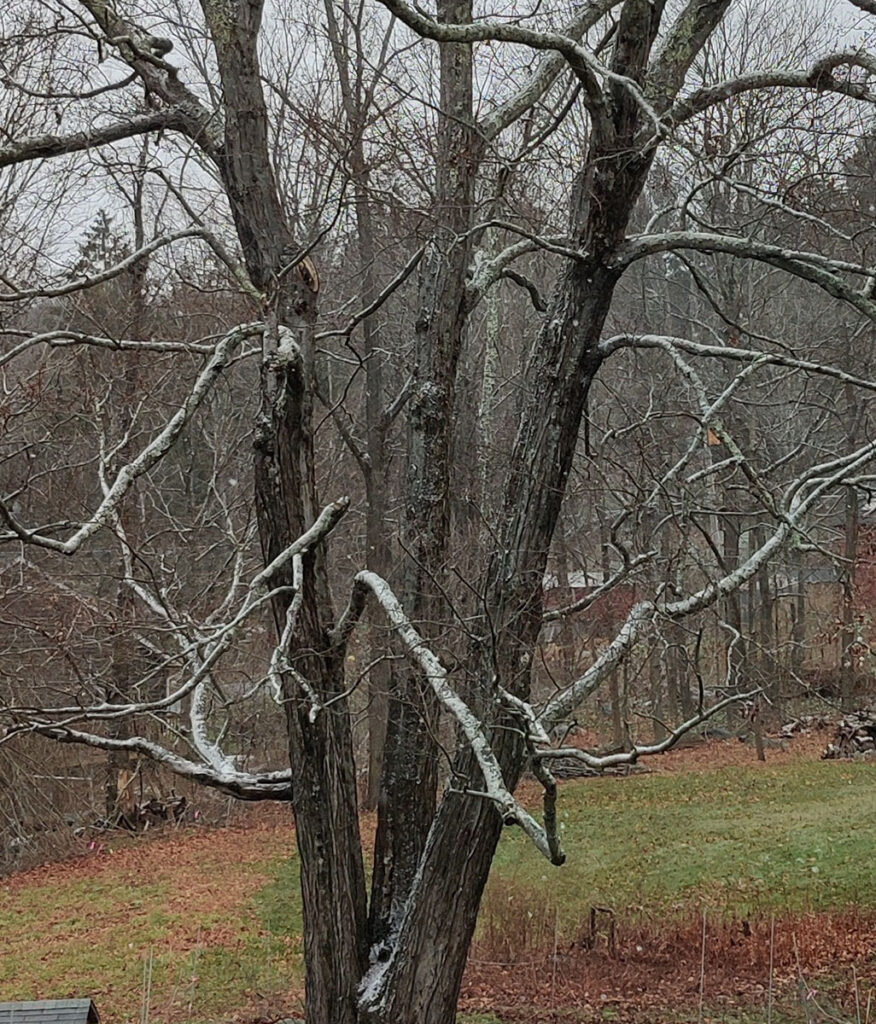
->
[791, 549, 806, 678]
[203, 2, 369, 1018]
[840, 383, 862, 711]
[106, 157, 148, 823]
[721, 512, 746, 692]
[321, 0, 396, 812]
[370, 0, 482, 943]
[841, 484, 859, 710]
[357, 180, 394, 813]
[600, 520, 625, 743]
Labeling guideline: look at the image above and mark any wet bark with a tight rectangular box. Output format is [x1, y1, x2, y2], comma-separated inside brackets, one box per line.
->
[364, 261, 622, 1024]
[369, 0, 482, 944]
[363, 7, 691, 1013]
[203, 2, 368, 1019]
[360, 195, 392, 810]
[366, 100, 665, 1024]
[29, 1, 742, 1022]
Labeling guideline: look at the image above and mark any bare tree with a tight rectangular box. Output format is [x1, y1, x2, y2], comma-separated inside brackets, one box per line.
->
[1, 1, 876, 1023]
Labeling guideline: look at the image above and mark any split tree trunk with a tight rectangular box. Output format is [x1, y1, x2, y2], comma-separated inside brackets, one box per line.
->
[369, 0, 483, 944]
[362, 4, 743, 1014]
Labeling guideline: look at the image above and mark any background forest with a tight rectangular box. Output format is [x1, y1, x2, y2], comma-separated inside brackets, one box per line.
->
[0, 0, 875, 1021]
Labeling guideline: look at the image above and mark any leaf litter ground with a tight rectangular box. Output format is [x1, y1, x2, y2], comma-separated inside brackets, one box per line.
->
[2, 730, 875, 1023]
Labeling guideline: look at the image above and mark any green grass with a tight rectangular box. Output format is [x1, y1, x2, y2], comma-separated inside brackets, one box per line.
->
[485, 759, 876, 935]
[0, 840, 304, 1022]
[3, 757, 876, 1022]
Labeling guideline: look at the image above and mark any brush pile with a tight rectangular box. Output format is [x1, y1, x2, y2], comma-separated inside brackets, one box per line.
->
[547, 757, 649, 779]
[779, 713, 831, 739]
[822, 710, 876, 760]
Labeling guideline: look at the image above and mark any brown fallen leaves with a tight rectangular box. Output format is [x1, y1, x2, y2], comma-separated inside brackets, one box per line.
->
[462, 909, 876, 1022]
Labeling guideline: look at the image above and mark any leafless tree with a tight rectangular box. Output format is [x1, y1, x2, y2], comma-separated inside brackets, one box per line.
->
[1, 1, 875, 1022]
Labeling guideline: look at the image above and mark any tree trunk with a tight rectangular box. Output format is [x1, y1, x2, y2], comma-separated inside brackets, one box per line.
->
[366, 5, 700, 1003]
[106, 158, 148, 824]
[721, 511, 746, 695]
[203, 2, 369, 1018]
[841, 484, 859, 710]
[370, 0, 482, 943]
[321, 0, 396, 812]
[791, 548, 806, 679]
[356, 183, 394, 814]
[364, 260, 623, 1023]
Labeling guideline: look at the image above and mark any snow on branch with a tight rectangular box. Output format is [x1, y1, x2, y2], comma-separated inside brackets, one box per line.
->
[372, 0, 661, 136]
[354, 570, 564, 864]
[1, 499, 350, 796]
[666, 52, 876, 127]
[615, 232, 876, 323]
[541, 433, 876, 728]
[6, 726, 293, 800]
[0, 322, 263, 554]
[0, 109, 184, 168]
[0, 330, 222, 367]
[8, 498, 349, 722]
[600, 334, 876, 395]
[536, 689, 760, 771]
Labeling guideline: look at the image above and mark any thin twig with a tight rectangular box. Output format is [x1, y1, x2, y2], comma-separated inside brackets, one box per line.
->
[698, 908, 707, 1024]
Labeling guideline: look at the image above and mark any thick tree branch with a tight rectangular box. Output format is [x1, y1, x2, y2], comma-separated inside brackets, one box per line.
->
[0, 323, 262, 553]
[0, 109, 183, 168]
[536, 689, 760, 770]
[645, 0, 732, 112]
[667, 56, 876, 126]
[615, 231, 876, 322]
[76, 0, 223, 153]
[5, 726, 293, 800]
[542, 433, 876, 727]
[600, 333, 876, 394]
[373, 0, 660, 130]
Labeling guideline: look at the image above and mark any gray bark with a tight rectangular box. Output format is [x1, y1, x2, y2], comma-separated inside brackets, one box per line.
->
[369, 0, 483, 945]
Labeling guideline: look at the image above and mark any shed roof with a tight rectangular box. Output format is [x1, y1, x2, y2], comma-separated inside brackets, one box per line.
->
[0, 1001, 99, 1024]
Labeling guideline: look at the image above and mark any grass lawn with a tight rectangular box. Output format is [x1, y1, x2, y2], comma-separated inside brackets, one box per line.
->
[0, 825, 304, 1022]
[483, 758, 876, 937]
[1, 755, 875, 1022]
